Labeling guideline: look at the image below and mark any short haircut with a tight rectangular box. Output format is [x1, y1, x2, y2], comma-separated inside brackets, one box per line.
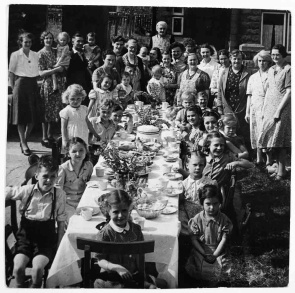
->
[18, 31, 35, 47]
[253, 50, 273, 67]
[230, 49, 245, 60]
[72, 32, 83, 40]
[151, 47, 162, 62]
[181, 91, 195, 102]
[57, 31, 70, 44]
[197, 91, 208, 98]
[100, 98, 115, 110]
[183, 38, 196, 48]
[87, 32, 96, 38]
[95, 73, 114, 91]
[200, 43, 215, 56]
[102, 49, 116, 60]
[217, 49, 230, 59]
[188, 150, 206, 162]
[62, 84, 87, 104]
[121, 71, 131, 79]
[170, 42, 185, 52]
[199, 184, 223, 205]
[151, 64, 162, 75]
[272, 44, 288, 58]
[219, 113, 238, 130]
[37, 155, 59, 174]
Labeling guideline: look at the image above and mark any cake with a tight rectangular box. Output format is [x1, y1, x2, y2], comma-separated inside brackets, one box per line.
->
[136, 125, 160, 142]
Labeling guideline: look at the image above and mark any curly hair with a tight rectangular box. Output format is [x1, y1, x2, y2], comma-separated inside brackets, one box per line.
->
[200, 43, 215, 56]
[17, 31, 35, 48]
[253, 50, 273, 67]
[62, 84, 87, 104]
[199, 109, 220, 132]
[272, 44, 288, 58]
[37, 155, 59, 174]
[218, 113, 239, 130]
[95, 73, 114, 91]
[57, 31, 70, 45]
[183, 38, 196, 48]
[40, 31, 54, 46]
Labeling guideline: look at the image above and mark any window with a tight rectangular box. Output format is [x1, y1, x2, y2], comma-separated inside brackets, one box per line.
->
[261, 11, 291, 52]
[172, 17, 184, 35]
[172, 8, 184, 15]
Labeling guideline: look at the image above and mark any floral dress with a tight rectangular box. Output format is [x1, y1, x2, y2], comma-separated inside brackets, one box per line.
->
[246, 70, 268, 149]
[161, 64, 177, 105]
[38, 48, 66, 122]
[185, 211, 232, 282]
[122, 54, 141, 91]
[258, 62, 291, 148]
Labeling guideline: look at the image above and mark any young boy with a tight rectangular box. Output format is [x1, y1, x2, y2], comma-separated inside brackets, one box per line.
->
[115, 72, 134, 108]
[196, 91, 211, 114]
[5, 155, 66, 288]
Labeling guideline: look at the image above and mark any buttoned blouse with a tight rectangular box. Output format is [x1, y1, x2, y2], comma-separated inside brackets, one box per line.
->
[9, 48, 39, 77]
[6, 184, 67, 222]
[182, 177, 202, 202]
[57, 160, 93, 197]
[198, 58, 219, 79]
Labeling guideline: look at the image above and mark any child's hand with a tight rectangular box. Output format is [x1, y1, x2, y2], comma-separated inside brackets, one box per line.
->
[204, 254, 216, 264]
[225, 161, 237, 170]
[115, 267, 133, 281]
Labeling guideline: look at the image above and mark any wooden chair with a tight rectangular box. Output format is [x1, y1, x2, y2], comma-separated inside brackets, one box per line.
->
[76, 237, 155, 288]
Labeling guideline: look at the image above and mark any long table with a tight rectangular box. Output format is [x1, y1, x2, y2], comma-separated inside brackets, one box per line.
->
[46, 135, 181, 288]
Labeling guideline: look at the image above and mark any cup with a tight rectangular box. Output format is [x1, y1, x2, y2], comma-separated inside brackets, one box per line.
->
[162, 164, 171, 174]
[80, 207, 93, 221]
[133, 113, 139, 123]
[99, 179, 108, 191]
[162, 102, 169, 110]
[133, 216, 145, 230]
[159, 177, 169, 189]
[95, 167, 105, 177]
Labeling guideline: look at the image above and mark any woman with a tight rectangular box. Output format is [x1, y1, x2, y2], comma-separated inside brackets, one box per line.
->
[258, 44, 291, 180]
[177, 53, 210, 103]
[117, 38, 145, 91]
[217, 49, 252, 149]
[210, 49, 231, 97]
[38, 31, 65, 148]
[198, 43, 219, 80]
[150, 21, 175, 54]
[92, 49, 121, 91]
[8, 32, 40, 156]
[245, 50, 273, 166]
[161, 51, 178, 105]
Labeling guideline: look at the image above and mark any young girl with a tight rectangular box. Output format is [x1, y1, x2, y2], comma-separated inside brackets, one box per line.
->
[147, 65, 166, 103]
[52, 32, 71, 92]
[185, 183, 232, 285]
[57, 137, 93, 221]
[183, 105, 203, 145]
[94, 190, 166, 289]
[83, 32, 101, 73]
[196, 91, 211, 114]
[60, 84, 100, 152]
[124, 65, 141, 91]
[89, 98, 117, 150]
[175, 91, 195, 128]
[194, 109, 220, 151]
[219, 113, 249, 159]
[88, 74, 116, 118]
[115, 72, 134, 108]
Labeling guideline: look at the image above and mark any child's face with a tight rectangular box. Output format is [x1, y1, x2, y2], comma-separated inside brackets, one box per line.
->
[186, 45, 194, 53]
[153, 70, 162, 80]
[69, 94, 83, 108]
[149, 49, 157, 61]
[58, 36, 67, 46]
[139, 47, 148, 57]
[204, 116, 217, 133]
[182, 98, 193, 109]
[100, 107, 112, 120]
[36, 167, 57, 194]
[101, 77, 112, 90]
[111, 110, 123, 124]
[188, 156, 206, 180]
[87, 36, 95, 46]
[209, 137, 225, 157]
[186, 110, 200, 127]
[198, 95, 208, 109]
[69, 142, 87, 164]
[104, 54, 115, 68]
[224, 125, 237, 137]
[203, 197, 220, 217]
[108, 202, 131, 228]
[122, 76, 130, 86]
[162, 54, 171, 67]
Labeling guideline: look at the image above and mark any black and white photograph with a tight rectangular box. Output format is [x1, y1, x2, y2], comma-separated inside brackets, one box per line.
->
[2, 0, 294, 290]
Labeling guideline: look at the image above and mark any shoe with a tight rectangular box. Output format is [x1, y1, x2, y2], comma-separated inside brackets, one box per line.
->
[41, 139, 50, 148]
[23, 148, 31, 156]
[47, 137, 56, 143]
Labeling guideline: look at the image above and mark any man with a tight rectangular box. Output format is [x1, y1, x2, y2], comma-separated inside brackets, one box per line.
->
[67, 33, 92, 105]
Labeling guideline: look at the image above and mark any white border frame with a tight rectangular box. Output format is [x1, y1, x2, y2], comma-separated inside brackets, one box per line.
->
[287, 12, 291, 53]
[172, 16, 183, 35]
[260, 11, 287, 50]
[172, 7, 184, 15]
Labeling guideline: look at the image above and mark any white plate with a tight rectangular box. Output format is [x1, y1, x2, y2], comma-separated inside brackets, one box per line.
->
[76, 206, 100, 216]
[165, 189, 182, 197]
[162, 205, 178, 215]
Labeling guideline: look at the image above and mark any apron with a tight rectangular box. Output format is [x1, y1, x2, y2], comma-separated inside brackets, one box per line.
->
[16, 186, 57, 249]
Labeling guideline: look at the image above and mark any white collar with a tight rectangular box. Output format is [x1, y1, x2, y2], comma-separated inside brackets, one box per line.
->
[109, 219, 130, 233]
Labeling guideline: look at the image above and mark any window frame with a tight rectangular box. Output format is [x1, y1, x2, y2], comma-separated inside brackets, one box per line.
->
[172, 16, 184, 35]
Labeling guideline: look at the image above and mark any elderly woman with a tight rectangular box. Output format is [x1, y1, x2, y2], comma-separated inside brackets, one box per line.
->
[150, 21, 175, 54]
[8, 32, 40, 156]
[92, 49, 121, 91]
[245, 50, 273, 166]
[117, 38, 145, 91]
[177, 53, 210, 103]
[258, 44, 291, 180]
[216, 49, 252, 149]
[38, 31, 65, 148]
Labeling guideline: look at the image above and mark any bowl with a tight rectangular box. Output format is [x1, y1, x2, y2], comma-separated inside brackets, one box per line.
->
[134, 197, 168, 219]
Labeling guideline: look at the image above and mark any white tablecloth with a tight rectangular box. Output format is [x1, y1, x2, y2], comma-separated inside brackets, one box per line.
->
[46, 140, 181, 288]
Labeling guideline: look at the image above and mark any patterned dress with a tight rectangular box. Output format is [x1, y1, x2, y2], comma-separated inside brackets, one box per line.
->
[38, 48, 65, 122]
[258, 62, 291, 148]
[161, 64, 177, 105]
[246, 70, 268, 149]
[122, 54, 141, 91]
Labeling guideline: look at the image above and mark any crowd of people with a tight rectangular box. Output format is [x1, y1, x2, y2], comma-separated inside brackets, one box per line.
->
[7, 19, 291, 288]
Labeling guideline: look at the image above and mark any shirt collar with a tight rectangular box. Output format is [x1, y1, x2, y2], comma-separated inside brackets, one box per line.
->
[109, 219, 130, 233]
[35, 183, 54, 197]
[201, 210, 222, 226]
[206, 154, 222, 163]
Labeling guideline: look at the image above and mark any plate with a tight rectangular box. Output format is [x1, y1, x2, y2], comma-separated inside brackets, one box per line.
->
[164, 172, 183, 181]
[162, 205, 178, 215]
[165, 188, 182, 197]
[76, 206, 100, 216]
[165, 157, 177, 163]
